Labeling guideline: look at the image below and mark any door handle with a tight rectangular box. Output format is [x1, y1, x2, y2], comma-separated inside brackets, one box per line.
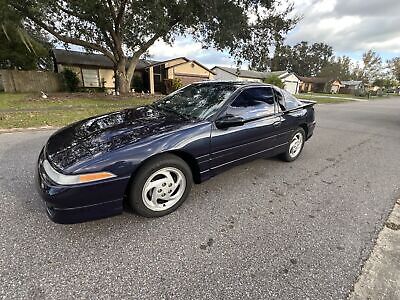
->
[273, 120, 282, 127]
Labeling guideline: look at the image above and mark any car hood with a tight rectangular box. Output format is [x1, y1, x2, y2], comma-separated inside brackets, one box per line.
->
[46, 106, 193, 171]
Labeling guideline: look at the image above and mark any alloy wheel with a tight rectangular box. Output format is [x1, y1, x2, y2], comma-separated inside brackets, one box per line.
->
[289, 132, 303, 158]
[141, 167, 187, 211]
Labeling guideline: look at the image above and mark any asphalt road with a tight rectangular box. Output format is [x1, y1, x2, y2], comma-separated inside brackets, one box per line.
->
[1, 97, 400, 299]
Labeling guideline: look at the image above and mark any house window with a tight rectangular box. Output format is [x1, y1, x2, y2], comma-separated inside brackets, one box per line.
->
[82, 69, 100, 87]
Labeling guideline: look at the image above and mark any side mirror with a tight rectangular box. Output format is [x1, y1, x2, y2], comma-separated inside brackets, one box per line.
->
[215, 115, 245, 129]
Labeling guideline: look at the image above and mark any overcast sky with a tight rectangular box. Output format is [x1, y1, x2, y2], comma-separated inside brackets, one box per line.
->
[148, 0, 400, 68]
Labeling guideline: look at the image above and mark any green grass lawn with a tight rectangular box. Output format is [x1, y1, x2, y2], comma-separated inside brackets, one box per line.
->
[0, 91, 393, 130]
[0, 92, 158, 129]
[296, 92, 389, 103]
[296, 93, 353, 103]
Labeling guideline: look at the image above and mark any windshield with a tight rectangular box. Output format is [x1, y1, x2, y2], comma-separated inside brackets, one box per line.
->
[152, 83, 239, 120]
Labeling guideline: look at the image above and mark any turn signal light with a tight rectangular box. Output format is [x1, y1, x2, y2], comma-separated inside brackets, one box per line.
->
[79, 172, 116, 183]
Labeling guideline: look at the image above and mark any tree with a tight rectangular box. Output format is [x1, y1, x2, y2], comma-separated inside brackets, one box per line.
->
[352, 50, 382, 83]
[388, 57, 400, 82]
[318, 56, 353, 80]
[269, 41, 333, 76]
[263, 74, 284, 88]
[373, 78, 397, 89]
[0, 0, 51, 70]
[269, 44, 292, 72]
[10, 1, 297, 94]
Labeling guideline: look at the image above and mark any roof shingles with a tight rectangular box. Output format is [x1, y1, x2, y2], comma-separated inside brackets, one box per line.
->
[212, 66, 288, 80]
[52, 49, 158, 70]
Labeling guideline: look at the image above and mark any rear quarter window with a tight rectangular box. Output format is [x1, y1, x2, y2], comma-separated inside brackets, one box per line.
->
[281, 89, 303, 110]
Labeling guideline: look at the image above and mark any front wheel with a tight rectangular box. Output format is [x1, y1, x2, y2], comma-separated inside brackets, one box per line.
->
[281, 128, 306, 162]
[128, 154, 193, 217]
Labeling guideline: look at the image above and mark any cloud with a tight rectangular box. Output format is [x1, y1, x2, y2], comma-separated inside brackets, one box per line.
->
[334, 0, 400, 16]
[287, 0, 400, 56]
[147, 0, 400, 67]
[148, 36, 236, 68]
[148, 38, 203, 59]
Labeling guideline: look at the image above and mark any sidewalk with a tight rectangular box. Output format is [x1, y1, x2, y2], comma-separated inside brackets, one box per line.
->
[311, 95, 369, 102]
[350, 199, 400, 299]
[0, 105, 117, 113]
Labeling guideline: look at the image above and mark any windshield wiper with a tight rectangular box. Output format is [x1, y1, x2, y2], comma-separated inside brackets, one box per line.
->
[151, 104, 192, 121]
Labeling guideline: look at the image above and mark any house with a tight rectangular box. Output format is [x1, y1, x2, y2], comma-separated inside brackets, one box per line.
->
[330, 79, 344, 94]
[53, 49, 149, 90]
[52, 49, 215, 94]
[298, 76, 330, 93]
[340, 80, 365, 95]
[145, 57, 215, 94]
[370, 85, 384, 96]
[211, 66, 301, 94]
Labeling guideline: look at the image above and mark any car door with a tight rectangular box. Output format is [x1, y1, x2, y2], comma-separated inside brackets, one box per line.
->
[210, 86, 283, 173]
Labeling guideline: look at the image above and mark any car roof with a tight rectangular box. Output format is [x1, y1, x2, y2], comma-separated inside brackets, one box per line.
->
[191, 80, 274, 88]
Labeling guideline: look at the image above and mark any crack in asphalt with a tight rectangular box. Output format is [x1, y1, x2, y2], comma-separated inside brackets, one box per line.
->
[275, 137, 373, 194]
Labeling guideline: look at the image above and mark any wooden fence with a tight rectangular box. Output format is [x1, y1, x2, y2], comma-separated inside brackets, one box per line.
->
[0, 70, 64, 93]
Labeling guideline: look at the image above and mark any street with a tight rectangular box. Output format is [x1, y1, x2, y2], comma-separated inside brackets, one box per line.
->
[1, 97, 400, 299]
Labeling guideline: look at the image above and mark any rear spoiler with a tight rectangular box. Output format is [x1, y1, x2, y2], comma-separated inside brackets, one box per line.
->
[300, 100, 317, 107]
[282, 100, 316, 114]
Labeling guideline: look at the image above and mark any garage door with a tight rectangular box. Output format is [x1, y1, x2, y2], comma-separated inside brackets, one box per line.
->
[284, 81, 298, 95]
[176, 75, 209, 86]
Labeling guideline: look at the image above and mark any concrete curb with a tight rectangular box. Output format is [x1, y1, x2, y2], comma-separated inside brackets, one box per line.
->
[349, 199, 400, 299]
[0, 126, 59, 134]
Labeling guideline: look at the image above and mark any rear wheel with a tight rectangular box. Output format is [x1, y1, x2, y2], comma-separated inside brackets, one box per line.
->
[129, 154, 193, 217]
[281, 128, 305, 162]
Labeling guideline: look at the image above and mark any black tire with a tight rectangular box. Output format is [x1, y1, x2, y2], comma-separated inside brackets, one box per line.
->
[128, 154, 193, 217]
[280, 128, 306, 162]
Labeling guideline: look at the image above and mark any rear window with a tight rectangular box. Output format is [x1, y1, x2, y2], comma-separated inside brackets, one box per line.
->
[280, 89, 303, 110]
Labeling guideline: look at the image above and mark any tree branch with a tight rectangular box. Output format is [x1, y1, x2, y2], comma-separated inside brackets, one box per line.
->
[115, 0, 128, 30]
[126, 19, 181, 78]
[105, 0, 117, 21]
[12, 4, 117, 64]
[126, 32, 164, 79]
[100, 29, 118, 60]
[53, 3, 92, 22]
[109, 30, 124, 61]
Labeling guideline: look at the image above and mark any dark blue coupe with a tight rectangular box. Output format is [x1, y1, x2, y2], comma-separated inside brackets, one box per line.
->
[36, 82, 316, 223]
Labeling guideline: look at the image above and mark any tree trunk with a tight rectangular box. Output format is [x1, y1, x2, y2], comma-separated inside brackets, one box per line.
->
[115, 59, 130, 95]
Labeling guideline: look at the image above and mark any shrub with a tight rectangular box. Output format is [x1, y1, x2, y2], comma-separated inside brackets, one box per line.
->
[62, 69, 80, 92]
[263, 75, 285, 89]
[355, 89, 366, 97]
[164, 78, 183, 94]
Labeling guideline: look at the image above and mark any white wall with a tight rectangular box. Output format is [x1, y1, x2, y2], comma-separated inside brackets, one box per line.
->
[212, 68, 262, 82]
[212, 68, 238, 81]
[281, 73, 300, 94]
[213, 68, 300, 94]
[238, 77, 262, 82]
[283, 81, 299, 94]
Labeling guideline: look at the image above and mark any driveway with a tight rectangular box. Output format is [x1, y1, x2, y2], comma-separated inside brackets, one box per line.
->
[1, 98, 400, 299]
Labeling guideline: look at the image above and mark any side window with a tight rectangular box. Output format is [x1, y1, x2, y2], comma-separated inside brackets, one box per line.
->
[281, 89, 303, 110]
[227, 87, 275, 119]
[274, 88, 285, 111]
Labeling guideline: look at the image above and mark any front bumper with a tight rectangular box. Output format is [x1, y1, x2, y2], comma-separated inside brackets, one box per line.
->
[36, 149, 130, 224]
